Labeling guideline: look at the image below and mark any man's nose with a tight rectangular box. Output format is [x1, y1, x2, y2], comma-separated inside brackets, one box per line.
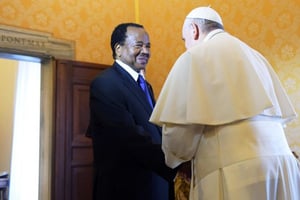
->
[141, 45, 150, 54]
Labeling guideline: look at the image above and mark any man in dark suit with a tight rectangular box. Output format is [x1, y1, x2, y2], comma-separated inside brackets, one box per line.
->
[88, 23, 176, 200]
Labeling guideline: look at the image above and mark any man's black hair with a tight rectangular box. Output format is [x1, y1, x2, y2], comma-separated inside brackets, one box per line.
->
[110, 23, 144, 59]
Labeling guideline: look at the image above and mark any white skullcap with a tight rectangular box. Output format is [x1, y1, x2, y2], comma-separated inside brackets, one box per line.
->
[186, 7, 223, 26]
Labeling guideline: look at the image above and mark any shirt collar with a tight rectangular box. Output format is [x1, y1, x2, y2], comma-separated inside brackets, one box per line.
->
[203, 29, 224, 42]
[116, 59, 139, 81]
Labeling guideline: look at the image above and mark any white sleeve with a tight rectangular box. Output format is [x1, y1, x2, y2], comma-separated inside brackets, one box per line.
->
[162, 123, 204, 168]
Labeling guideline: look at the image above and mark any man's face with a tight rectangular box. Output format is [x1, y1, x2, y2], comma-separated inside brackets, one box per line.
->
[118, 26, 151, 72]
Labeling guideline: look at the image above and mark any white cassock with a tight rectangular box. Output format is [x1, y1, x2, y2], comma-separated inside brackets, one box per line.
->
[150, 30, 300, 200]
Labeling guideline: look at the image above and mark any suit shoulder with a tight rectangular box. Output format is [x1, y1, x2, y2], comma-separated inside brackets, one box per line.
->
[92, 67, 118, 84]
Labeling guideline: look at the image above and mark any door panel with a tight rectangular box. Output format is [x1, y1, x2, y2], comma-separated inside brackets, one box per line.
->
[53, 59, 109, 200]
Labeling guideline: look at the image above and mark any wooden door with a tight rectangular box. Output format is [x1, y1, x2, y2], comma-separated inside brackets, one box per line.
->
[52, 59, 109, 200]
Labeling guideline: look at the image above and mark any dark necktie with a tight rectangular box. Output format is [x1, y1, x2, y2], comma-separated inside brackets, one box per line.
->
[138, 75, 153, 108]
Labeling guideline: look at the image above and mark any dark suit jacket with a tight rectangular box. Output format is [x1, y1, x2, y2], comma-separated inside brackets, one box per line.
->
[88, 62, 175, 200]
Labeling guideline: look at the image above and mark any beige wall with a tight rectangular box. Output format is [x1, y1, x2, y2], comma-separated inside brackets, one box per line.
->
[0, 58, 18, 173]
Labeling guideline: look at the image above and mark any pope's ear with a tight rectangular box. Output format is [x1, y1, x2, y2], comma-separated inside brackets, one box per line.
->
[191, 23, 200, 40]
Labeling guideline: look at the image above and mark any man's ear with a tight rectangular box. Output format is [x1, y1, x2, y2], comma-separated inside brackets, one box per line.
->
[115, 44, 121, 57]
[191, 23, 200, 40]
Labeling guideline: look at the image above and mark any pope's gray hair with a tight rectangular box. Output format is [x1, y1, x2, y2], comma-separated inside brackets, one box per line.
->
[187, 18, 224, 34]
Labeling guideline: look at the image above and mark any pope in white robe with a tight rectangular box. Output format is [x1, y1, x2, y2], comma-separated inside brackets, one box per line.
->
[150, 6, 300, 200]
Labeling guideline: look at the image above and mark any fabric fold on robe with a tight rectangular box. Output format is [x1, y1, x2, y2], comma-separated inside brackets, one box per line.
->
[149, 31, 300, 200]
[149, 32, 297, 126]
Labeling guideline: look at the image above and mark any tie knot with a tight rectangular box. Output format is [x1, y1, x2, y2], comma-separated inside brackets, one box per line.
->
[137, 74, 153, 108]
[138, 75, 146, 90]
[138, 74, 146, 84]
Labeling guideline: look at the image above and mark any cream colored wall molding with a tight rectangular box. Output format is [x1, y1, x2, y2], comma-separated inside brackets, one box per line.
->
[0, 25, 69, 200]
[0, 24, 74, 60]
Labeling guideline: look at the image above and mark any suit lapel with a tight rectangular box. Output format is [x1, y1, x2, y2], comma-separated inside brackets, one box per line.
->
[112, 63, 153, 113]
